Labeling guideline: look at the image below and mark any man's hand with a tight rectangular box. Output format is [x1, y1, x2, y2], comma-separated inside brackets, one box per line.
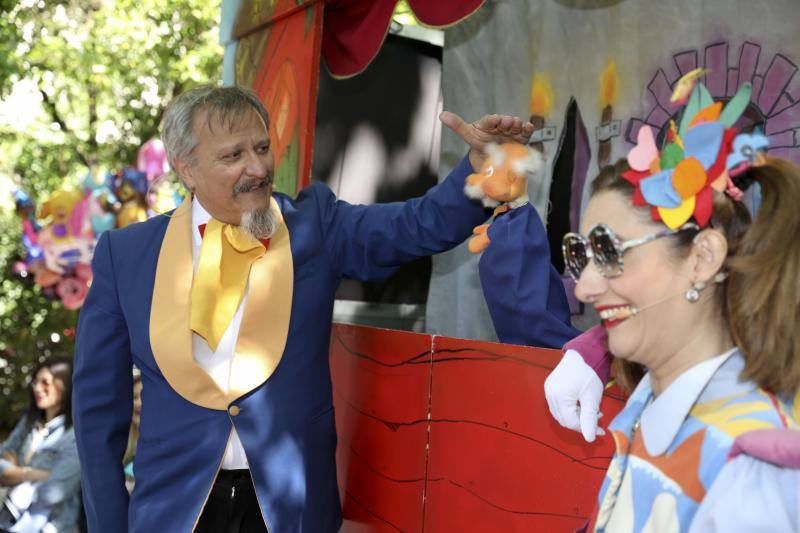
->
[544, 349, 605, 442]
[439, 111, 534, 171]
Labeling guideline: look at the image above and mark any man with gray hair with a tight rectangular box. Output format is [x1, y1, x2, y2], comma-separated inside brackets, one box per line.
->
[73, 84, 533, 533]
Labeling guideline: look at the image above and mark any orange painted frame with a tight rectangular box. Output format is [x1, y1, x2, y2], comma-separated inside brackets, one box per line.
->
[234, 0, 324, 195]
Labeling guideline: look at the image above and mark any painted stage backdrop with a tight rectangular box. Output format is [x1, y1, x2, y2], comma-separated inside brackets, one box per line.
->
[427, 0, 800, 340]
[330, 323, 625, 532]
[231, 0, 324, 196]
[222, 0, 485, 197]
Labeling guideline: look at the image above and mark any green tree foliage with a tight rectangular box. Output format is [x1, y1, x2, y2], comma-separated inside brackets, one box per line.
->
[0, 0, 222, 433]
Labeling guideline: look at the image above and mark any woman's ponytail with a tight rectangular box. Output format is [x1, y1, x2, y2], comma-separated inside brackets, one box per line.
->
[726, 157, 800, 396]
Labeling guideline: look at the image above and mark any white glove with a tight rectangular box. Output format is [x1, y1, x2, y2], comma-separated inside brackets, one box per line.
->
[544, 349, 605, 442]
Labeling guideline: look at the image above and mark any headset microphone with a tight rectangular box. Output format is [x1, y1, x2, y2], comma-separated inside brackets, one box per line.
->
[599, 288, 688, 322]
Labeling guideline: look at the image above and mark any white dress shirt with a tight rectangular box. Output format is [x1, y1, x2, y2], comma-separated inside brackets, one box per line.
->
[191, 197, 250, 470]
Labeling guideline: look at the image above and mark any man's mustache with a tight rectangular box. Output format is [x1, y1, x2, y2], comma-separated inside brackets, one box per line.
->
[233, 176, 273, 195]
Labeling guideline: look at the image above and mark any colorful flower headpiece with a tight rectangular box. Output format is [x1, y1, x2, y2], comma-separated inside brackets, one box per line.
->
[622, 80, 769, 229]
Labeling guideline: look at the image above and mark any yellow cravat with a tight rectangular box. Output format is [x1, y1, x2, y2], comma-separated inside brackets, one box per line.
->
[190, 218, 266, 351]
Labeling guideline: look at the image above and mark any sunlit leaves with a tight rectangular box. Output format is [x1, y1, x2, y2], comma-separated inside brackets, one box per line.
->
[0, 0, 222, 433]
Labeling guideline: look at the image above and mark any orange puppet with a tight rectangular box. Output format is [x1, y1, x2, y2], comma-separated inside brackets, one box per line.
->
[464, 142, 543, 253]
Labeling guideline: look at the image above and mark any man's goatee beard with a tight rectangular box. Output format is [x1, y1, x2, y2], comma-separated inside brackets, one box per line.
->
[240, 206, 278, 240]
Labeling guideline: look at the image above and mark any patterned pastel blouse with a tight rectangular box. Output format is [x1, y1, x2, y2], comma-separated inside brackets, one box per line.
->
[589, 350, 799, 532]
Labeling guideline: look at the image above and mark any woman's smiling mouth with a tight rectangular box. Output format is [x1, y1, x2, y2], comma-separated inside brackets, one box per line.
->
[596, 304, 637, 328]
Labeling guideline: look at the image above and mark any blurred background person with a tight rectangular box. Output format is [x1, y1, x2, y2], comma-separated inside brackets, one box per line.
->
[0, 357, 81, 533]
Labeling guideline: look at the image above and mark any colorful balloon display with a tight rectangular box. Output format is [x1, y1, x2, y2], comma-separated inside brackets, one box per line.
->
[11, 140, 183, 309]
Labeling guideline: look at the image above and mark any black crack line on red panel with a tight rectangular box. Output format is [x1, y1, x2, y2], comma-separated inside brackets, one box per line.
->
[333, 334, 624, 406]
[432, 347, 557, 371]
[341, 432, 592, 524]
[439, 478, 588, 520]
[332, 333, 431, 367]
[342, 488, 405, 532]
[333, 333, 557, 372]
[335, 392, 608, 470]
[421, 334, 435, 533]
[338, 432, 429, 484]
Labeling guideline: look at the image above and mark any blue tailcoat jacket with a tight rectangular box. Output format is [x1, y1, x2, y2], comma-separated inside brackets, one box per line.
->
[73, 157, 489, 532]
[479, 203, 578, 348]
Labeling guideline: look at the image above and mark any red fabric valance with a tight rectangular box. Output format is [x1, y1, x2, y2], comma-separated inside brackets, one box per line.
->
[322, 0, 484, 79]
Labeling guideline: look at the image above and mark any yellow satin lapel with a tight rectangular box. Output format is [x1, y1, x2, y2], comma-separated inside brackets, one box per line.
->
[150, 198, 293, 408]
[228, 197, 293, 398]
[150, 200, 229, 410]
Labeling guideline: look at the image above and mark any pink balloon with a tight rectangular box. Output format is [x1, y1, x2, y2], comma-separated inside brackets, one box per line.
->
[69, 196, 91, 237]
[56, 276, 89, 309]
[137, 139, 170, 182]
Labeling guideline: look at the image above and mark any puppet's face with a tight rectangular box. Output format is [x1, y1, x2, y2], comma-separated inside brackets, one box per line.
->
[464, 143, 538, 204]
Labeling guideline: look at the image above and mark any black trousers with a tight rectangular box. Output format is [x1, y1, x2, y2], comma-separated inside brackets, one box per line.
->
[196, 469, 268, 533]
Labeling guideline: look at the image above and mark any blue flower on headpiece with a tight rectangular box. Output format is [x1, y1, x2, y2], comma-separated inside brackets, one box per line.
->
[726, 132, 770, 177]
[639, 170, 682, 208]
[683, 122, 725, 168]
[638, 121, 725, 210]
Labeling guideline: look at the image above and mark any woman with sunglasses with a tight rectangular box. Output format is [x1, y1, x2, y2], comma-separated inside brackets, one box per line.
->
[566, 145, 800, 530]
[482, 84, 800, 531]
[568, 152, 800, 530]
[0, 357, 81, 532]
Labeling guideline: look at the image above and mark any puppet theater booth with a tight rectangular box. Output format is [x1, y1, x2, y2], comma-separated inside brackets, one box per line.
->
[220, 1, 624, 530]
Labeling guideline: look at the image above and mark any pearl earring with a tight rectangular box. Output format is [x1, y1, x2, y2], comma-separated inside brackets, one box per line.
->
[685, 280, 707, 303]
[686, 272, 727, 303]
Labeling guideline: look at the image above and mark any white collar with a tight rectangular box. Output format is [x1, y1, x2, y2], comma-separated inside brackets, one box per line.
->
[39, 414, 66, 433]
[638, 347, 737, 455]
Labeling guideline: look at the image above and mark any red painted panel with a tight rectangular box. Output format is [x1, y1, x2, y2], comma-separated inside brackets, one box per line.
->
[331, 324, 431, 532]
[425, 336, 623, 531]
[330, 324, 626, 532]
